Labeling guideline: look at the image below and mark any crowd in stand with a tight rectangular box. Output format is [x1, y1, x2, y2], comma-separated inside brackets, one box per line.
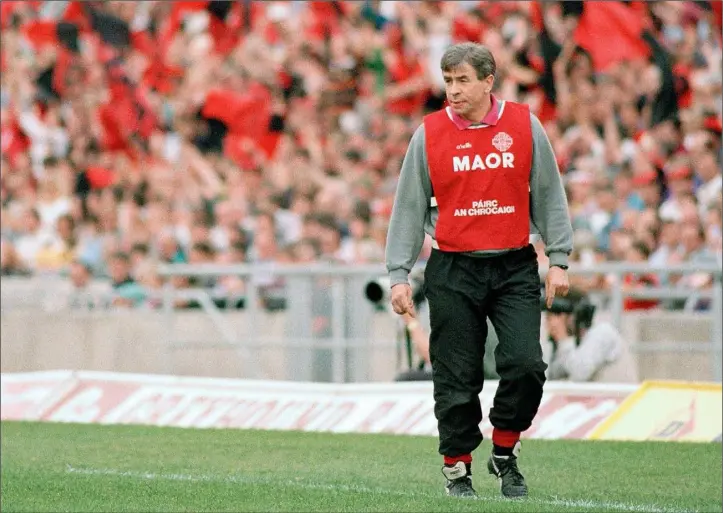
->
[0, 1, 721, 311]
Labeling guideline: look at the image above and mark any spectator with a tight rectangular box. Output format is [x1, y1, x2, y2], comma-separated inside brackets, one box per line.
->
[669, 221, 718, 310]
[44, 259, 112, 311]
[704, 203, 722, 264]
[188, 241, 217, 288]
[0, 238, 28, 276]
[13, 207, 63, 272]
[694, 150, 722, 216]
[35, 213, 78, 272]
[543, 288, 639, 383]
[107, 251, 147, 308]
[622, 240, 660, 311]
[212, 241, 247, 309]
[659, 158, 696, 221]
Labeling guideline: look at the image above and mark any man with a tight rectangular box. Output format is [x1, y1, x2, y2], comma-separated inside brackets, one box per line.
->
[386, 43, 573, 499]
[43, 259, 112, 311]
[395, 311, 500, 383]
[543, 288, 639, 383]
[107, 251, 147, 308]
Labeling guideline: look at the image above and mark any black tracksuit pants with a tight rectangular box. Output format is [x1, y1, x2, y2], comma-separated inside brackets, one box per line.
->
[423, 244, 547, 457]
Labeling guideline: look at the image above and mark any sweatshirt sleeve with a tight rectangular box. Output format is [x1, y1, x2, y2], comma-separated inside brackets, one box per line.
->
[385, 124, 433, 286]
[549, 324, 621, 382]
[529, 113, 574, 267]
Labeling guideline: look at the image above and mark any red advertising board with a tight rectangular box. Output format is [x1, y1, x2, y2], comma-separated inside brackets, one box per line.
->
[0, 371, 76, 421]
[2, 371, 635, 440]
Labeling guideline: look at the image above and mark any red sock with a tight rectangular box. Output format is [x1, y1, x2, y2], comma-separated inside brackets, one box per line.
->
[443, 453, 472, 466]
[492, 428, 520, 448]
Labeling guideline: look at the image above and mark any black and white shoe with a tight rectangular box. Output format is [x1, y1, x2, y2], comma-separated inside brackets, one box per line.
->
[487, 442, 528, 498]
[442, 461, 477, 498]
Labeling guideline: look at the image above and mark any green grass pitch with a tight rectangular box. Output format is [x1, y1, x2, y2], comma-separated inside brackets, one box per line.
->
[1, 421, 721, 512]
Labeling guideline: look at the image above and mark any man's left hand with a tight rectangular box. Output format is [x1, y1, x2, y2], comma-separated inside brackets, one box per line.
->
[545, 266, 570, 308]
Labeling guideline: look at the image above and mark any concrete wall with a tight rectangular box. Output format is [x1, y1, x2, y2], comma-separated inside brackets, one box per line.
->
[628, 313, 716, 381]
[0, 309, 716, 382]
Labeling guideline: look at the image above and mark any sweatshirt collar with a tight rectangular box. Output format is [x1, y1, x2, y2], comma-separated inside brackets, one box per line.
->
[446, 95, 502, 130]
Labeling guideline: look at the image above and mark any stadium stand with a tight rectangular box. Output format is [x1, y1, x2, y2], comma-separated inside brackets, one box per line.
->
[1, 1, 721, 312]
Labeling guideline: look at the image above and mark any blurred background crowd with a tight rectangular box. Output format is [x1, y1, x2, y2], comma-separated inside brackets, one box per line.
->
[1, 0, 721, 311]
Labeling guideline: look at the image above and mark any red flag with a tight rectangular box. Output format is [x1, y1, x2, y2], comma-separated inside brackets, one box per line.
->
[131, 30, 155, 57]
[174, 1, 210, 12]
[256, 130, 282, 161]
[573, 1, 651, 73]
[1, 114, 30, 165]
[98, 102, 131, 152]
[229, 82, 272, 138]
[202, 89, 240, 128]
[52, 47, 75, 97]
[62, 1, 90, 32]
[0, 1, 20, 29]
[528, 1, 544, 32]
[202, 84, 271, 137]
[21, 21, 58, 50]
[202, 83, 275, 166]
[712, 1, 723, 30]
[143, 60, 183, 94]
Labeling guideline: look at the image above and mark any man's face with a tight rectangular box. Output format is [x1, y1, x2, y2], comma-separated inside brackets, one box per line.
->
[639, 183, 660, 206]
[443, 62, 493, 118]
[23, 210, 39, 233]
[681, 223, 703, 253]
[190, 249, 211, 264]
[697, 152, 719, 182]
[614, 174, 632, 197]
[294, 242, 317, 263]
[70, 262, 90, 287]
[159, 237, 177, 260]
[597, 189, 617, 213]
[109, 257, 130, 284]
[668, 177, 693, 196]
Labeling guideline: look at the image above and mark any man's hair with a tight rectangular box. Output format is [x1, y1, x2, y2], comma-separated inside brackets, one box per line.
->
[192, 241, 215, 257]
[440, 43, 496, 80]
[110, 251, 131, 264]
[131, 243, 149, 255]
[631, 240, 652, 259]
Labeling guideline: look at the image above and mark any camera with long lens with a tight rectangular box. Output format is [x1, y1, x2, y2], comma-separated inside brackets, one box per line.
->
[541, 289, 596, 345]
[364, 269, 426, 311]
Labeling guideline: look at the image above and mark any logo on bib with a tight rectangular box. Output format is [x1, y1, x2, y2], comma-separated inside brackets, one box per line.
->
[492, 132, 513, 152]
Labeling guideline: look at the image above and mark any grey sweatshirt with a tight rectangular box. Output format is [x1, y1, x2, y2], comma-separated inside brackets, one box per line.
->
[386, 112, 573, 286]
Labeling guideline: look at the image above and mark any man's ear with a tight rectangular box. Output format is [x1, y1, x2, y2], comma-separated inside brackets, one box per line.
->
[485, 75, 495, 91]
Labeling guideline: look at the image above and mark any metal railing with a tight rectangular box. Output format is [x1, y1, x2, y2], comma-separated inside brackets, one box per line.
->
[155, 262, 723, 383]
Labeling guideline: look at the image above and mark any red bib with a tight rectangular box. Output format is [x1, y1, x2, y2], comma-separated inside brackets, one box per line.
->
[424, 102, 533, 252]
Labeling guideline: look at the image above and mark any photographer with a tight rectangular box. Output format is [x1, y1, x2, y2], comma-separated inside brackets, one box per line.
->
[396, 311, 433, 381]
[543, 288, 639, 383]
[396, 311, 500, 382]
[365, 274, 498, 381]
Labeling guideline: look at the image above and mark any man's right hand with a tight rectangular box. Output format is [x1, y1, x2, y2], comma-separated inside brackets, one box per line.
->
[390, 283, 416, 317]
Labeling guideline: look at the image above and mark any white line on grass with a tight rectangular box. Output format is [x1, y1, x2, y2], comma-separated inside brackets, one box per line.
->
[65, 465, 694, 513]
